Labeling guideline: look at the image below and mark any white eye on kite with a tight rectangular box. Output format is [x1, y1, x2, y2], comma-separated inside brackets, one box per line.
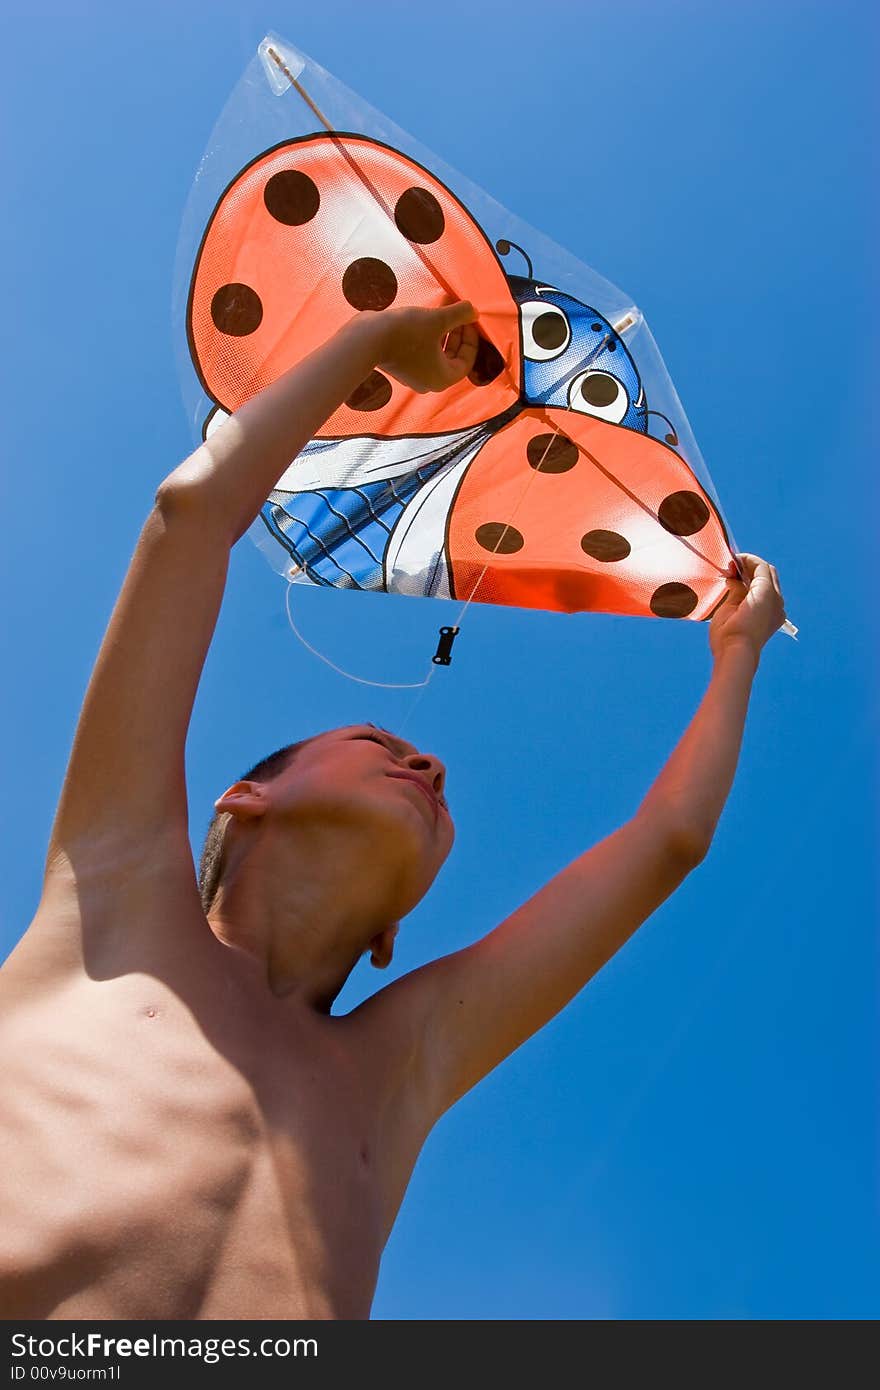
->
[520, 301, 571, 360]
[567, 370, 629, 424]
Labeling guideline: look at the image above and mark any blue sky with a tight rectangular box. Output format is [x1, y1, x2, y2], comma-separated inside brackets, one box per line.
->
[2, 0, 876, 1319]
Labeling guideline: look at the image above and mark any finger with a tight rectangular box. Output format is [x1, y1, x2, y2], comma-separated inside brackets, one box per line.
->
[438, 340, 481, 386]
[752, 560, 774, 591]
[444, 323, 478, 372]
[734, 553, 759, 580]
[459, 321, 480, 349]
[735, 552, 773, 581]
[435, 299, 476, 331]
[736, 554, 777, 593]
[454, 323, 479, 369]
[437, 356, 470, 388]
[769, 563, 783, 599]
[725, 578, 748, 608]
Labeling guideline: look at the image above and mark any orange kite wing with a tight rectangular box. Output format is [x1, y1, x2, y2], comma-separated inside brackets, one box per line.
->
[187, 134, 521, 438]
[447, 408, 732, 618]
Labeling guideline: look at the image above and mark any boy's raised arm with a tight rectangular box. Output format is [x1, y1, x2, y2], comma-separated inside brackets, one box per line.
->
[375, 560, 786, 1120]
[44, 304, 478, 886]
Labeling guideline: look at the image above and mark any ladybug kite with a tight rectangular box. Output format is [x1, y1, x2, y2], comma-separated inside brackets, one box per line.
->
[183, 40, 737, 625]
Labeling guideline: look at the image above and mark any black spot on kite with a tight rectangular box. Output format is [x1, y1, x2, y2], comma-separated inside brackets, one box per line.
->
[342, 258, 398, 311]
[346, 371, 393, 412]
[650, 582, 698, 618]
[580, 373, 620, 408]
[658, 491, 711, 536]
[581, 529, 631, 562]
[264, 170, 320, 225]
[468, 335, 505, 385]
[211, 283, 263, 337]
[526, 432, 578, 473]
[394, 187, 445, 244]
[475, 522, 524, 555]
[533, 311, 568, 350]
[591, 322, 602, 331]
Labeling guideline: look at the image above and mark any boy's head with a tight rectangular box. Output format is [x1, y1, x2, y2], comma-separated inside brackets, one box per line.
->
[198, 725, 454, 960]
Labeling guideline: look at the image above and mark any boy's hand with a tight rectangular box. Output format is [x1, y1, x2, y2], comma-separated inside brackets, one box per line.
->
[373, 301, 480, 393]
[709, 553, 786, 665]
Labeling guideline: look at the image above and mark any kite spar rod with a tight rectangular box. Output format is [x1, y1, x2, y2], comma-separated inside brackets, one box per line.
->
[266, 46, 334, 132]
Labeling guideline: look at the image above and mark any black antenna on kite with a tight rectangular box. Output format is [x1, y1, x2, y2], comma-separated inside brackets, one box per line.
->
[647, 411, 679, 446]
[496, 239, 533, 279]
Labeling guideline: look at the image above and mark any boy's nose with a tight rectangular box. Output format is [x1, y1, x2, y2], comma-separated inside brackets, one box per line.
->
[404, 752, 446, 796]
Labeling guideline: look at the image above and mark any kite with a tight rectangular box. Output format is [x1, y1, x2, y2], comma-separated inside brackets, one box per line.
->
[174, 33, 794, 647]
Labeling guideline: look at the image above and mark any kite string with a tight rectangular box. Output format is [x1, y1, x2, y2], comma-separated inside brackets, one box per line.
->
[284, 578, 435, 690]
[284, 577, 437, 740]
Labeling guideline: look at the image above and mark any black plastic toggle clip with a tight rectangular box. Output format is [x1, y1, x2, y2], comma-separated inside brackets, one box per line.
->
[432, 625, 460, 666]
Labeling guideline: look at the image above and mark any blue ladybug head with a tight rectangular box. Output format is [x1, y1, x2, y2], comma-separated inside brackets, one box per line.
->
[505, 273, 648, 434]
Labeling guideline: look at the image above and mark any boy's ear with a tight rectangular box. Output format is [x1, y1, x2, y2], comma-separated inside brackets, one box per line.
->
[368, 924, 399, 969]
[213, 781, 268, 822]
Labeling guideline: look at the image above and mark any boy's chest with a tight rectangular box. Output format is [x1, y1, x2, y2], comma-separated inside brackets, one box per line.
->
[0, 966, 401, 1317]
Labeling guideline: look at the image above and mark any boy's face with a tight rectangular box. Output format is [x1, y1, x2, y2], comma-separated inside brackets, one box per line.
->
[268, 724, 454, 918]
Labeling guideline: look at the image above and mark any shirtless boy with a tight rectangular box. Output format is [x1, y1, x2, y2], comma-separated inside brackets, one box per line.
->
[0, 302, 785, 1319]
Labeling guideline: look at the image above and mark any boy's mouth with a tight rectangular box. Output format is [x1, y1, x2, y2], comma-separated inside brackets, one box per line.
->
[387, 771, 439, 824]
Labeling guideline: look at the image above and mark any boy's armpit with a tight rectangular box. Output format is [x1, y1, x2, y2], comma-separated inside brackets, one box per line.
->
[375, 815, 699, 1124]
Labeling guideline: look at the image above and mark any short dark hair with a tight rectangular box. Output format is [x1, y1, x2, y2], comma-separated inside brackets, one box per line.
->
[198, 741, 307, 914]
